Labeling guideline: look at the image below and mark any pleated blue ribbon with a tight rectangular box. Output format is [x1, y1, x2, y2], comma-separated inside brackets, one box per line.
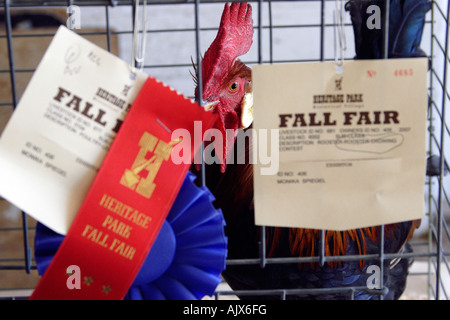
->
[34, 171, 228, 300]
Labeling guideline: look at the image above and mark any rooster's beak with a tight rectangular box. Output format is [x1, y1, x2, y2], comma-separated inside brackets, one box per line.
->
[240, 93, 253, 129]
[202, 100, 220, 111]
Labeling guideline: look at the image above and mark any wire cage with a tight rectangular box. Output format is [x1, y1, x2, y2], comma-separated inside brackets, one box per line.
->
[0, 0, 449, 300]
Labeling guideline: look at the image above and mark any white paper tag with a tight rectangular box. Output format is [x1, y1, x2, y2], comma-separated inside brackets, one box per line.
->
[0, 26, 148, 235]
[253, 58, 427, 231]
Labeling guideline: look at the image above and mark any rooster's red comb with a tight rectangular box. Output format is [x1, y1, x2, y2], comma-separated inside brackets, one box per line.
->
[201, 2, 254, 99]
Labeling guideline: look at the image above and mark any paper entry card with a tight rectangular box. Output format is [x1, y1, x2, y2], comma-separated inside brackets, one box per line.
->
[252, 58, 428, 231]
[0, 26, 148, 235]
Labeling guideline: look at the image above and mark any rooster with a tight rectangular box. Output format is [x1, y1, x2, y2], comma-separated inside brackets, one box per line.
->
[192, 1, 254, 175]
[193, 1, 428, 300]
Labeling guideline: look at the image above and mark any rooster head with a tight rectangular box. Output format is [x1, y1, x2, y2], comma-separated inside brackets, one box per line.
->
[194, 2, 254, 172]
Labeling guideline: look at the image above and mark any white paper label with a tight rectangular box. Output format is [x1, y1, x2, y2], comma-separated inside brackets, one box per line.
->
[0, 26, 148, 235]
[253, 58, 427, 230]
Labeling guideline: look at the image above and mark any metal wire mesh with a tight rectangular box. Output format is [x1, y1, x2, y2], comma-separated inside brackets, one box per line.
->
[0, 0, 448, 300]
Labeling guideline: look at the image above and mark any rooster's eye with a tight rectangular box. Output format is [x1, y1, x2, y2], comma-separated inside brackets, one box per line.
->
[230, 82, 239, 91]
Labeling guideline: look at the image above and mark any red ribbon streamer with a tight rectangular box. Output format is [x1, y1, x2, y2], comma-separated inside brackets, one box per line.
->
[30, 77, 216, 300]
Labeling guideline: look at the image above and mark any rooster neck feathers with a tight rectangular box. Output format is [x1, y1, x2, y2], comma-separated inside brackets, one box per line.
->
[265, 227, 383, 269]
[266, 220, 419, 269]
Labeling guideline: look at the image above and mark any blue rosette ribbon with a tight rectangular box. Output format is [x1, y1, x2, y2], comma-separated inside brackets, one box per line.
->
[34, 171, 228, 300]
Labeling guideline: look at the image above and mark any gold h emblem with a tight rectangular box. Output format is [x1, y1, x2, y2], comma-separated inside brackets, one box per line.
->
[120, 132, 180, 198]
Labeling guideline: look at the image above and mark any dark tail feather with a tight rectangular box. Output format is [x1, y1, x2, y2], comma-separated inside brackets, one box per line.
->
[345, 0, 431, 59]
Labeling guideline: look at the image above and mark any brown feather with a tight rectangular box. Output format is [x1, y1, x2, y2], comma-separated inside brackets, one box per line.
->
[268, 222, 418, 270]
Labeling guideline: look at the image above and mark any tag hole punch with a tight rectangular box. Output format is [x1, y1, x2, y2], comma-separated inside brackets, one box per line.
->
[335, 64, 344, 74]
